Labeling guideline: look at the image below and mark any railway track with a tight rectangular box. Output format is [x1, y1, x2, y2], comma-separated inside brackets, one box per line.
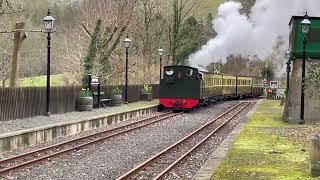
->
[0, 112, 182, 175]
[117, 101, 252, 180]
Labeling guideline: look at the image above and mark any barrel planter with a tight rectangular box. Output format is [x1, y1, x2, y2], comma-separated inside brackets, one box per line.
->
[79, 97, 93, 111]
[310, 137, 320, 177]
[111, 95, 123, 106]
[146, 94, 152, 101]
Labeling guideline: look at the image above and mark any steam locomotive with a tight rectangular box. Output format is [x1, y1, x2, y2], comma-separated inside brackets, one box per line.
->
[158, 65, 263, 110]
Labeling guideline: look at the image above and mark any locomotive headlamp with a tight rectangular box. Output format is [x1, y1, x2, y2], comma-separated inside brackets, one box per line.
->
[301, 12, 311, 35]
[166, 69, 174, 76]
[186, 69, 193, 76]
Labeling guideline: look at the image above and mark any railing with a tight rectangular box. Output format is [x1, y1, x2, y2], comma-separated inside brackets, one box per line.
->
[0, 84, 159, 121]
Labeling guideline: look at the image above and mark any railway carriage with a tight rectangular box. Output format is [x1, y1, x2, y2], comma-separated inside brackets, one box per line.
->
[201, 73, 223, 101]
[222, 75, 237, 98]
[159, 65, 263, 110]
[252, 77, 264, 96]
[237, 76, 253, 98]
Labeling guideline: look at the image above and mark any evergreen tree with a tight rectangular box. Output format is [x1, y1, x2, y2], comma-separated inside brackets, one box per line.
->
[82, 19, 102, 86]
[174, 16, 205, 65]
[204, 13, 216, 41]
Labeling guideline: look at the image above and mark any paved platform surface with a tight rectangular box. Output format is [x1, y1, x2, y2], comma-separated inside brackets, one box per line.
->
[0, 100, 159, 135]
[192, 100, 260, 180]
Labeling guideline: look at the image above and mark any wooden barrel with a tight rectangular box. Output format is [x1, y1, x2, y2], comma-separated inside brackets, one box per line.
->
[310, 137, 320, 177]
[79, 97, 93, 111]
[111, 95, 123, 106]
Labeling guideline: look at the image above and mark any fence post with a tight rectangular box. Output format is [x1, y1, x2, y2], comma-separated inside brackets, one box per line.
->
[10, 22, 27, 87]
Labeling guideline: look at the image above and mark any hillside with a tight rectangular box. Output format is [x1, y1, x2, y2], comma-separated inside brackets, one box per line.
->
[197, 0, 225, 17]
[195, 0, 254, 18]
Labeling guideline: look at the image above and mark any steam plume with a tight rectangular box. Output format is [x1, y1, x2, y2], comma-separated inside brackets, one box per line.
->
[190, 0, 320, 66]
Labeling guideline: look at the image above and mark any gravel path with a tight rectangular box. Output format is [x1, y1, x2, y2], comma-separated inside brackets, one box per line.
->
[1, 101, 239, 180]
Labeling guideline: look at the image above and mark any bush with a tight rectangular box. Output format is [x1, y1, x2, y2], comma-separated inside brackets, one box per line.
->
[112, 87, 123, 95]
[143, 84, 152, 94]
[80, 89, 92, 97]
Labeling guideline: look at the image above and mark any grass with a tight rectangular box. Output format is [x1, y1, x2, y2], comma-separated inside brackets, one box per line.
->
[213, 100, 311, 180]
[182, 0, 225, 18]
[197, 0, 225, 17]
[18, 74, 65, 87]
[3, 74, 66, 87]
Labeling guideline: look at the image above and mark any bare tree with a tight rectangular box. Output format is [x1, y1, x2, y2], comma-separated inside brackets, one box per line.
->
[0, 47, 11, 87]
[79, 0, 139, 84]
[0, 0, 17, 15]
[132, 0, 166, 83]
[168, 0, 199, 65]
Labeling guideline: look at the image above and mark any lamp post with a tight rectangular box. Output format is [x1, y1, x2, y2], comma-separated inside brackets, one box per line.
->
[300, 12, 311, 125]
[158, 48, 164, 82]
[124, 36, 131, 104]
[285, 51, 291, 98]
[43, 9, 55, 116]
[213, 67, 219, 74]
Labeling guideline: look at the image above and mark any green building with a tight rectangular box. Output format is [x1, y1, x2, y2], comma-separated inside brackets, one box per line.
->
[289, 16, 320, 59]
[284, 15, 320, 123]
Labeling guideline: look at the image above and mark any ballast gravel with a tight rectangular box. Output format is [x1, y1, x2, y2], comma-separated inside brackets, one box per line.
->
[0, 112, 162, 160]
[1, 101, 240, 180]
[164, 103, 255, 180]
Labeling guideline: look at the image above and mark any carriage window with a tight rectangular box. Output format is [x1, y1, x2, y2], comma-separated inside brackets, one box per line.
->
[166, 69, 174, 76]
[186, 69, 193, 76]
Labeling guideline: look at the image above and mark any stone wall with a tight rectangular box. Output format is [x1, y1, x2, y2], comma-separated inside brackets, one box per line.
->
[284, 59, 320, 123]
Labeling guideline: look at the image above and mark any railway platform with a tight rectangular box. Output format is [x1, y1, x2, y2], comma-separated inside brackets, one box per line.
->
[0, 100, 159, 153]
[192, 100, 260, 180]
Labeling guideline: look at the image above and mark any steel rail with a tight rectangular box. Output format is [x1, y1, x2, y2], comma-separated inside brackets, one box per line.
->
[154, 102, 251, 180]
[0, 112, 182, 175]
[116, 102, 248, 180]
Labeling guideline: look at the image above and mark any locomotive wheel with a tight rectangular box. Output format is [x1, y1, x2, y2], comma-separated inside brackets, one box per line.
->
[157, 105, 164, 112]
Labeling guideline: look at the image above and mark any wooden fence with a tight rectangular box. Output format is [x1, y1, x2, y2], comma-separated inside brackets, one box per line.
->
[0, 84, 159, 121]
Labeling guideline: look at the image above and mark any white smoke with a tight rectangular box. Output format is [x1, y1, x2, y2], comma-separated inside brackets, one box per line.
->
[190, 0, 320, 67]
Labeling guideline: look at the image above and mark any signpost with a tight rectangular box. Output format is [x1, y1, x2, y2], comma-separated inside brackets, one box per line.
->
[90, 76, 101, 109]
[269, 81, 280, 89]
[263, 79, 268, 88]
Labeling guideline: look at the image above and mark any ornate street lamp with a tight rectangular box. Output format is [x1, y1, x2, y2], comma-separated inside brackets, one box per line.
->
[300, 12, 311, 124]
[43, 9, 55, 116]
[158, 48, 164, 82]
[124, 36, 131, 104]
[285, 50, 291, 98]
[213, 67, 219, 74]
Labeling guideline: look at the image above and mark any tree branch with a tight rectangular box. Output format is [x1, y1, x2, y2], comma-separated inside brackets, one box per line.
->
[81, 22, 92, 37]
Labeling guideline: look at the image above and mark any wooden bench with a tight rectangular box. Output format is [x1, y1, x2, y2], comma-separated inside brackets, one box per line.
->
[100, 98, 112, 108]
